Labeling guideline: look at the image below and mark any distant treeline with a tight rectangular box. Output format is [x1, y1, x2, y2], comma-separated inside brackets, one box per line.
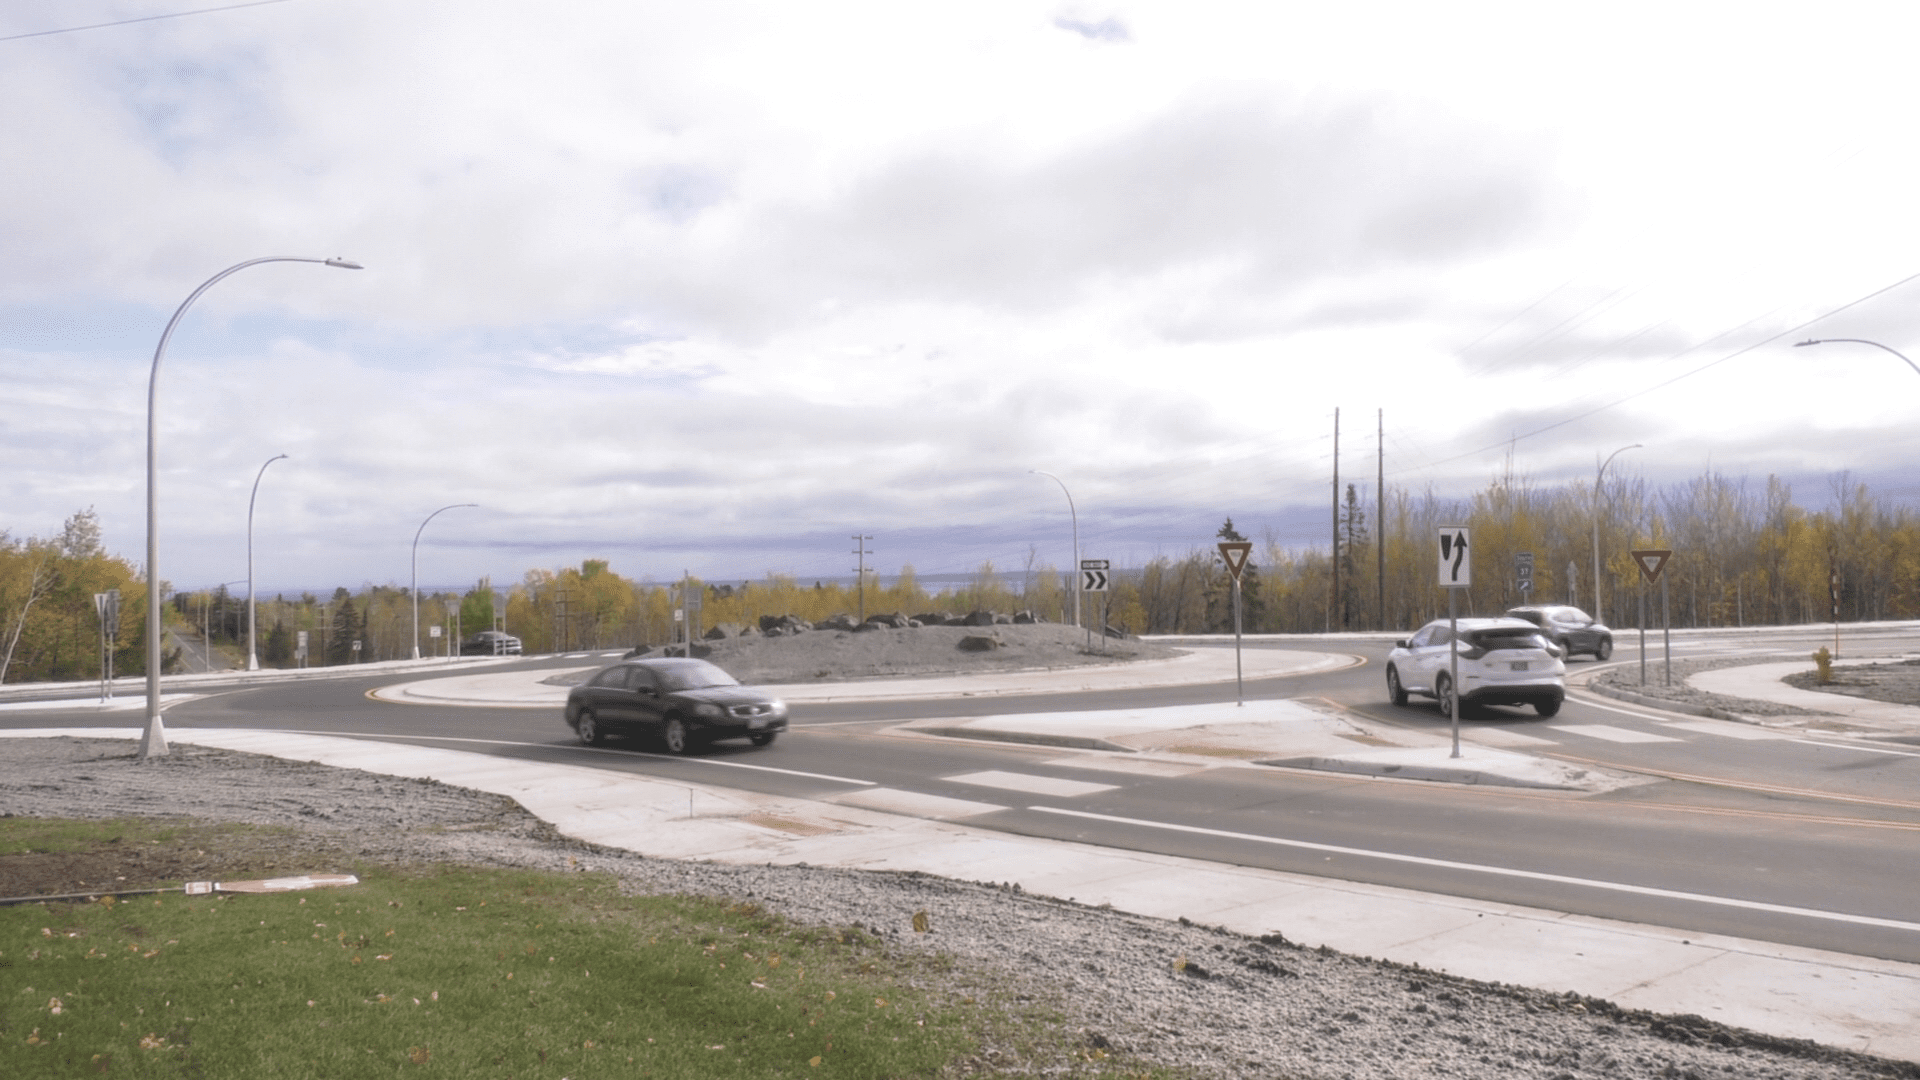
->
[4, 469, 1913, 681]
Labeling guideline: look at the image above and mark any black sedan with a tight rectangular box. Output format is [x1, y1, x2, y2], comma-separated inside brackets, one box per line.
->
[460, 630, 523, 656]
[564, 657, 788, 753]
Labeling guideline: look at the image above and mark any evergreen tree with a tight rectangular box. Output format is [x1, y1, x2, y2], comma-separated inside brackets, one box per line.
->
[1206, 518, 1263, 632]
[1340, 484, 1370, 629]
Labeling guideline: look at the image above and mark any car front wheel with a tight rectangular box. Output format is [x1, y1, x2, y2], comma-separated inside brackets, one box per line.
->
[576, 709, 603, 747]
[749, 732, 776, 747]
[1386, 665, 1409, 706]
[1595, 636, 1613, 661]
[663, 717, 690, 755]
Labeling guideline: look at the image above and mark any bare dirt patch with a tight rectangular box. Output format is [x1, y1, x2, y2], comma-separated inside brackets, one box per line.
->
[592, 622, 1182, 685]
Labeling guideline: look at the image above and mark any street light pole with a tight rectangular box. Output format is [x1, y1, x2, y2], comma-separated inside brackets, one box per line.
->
[1795, 338, 1920, 377]
[143, 256, 361, 760]
[246, 453, 288, 671]
[1592, 444, 1641, 626]
[1030, 470, 1079, 630]
[412, 503, 478, 660]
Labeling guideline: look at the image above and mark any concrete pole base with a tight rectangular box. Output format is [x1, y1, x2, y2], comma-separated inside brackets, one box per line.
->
[138, 716, 169, 760]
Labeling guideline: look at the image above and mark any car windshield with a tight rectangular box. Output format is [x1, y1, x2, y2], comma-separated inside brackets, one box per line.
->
[658, 660, 740, 692]
[1465, 628, 1551, 651]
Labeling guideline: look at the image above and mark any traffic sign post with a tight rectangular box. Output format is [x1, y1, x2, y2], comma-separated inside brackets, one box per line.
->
[1218, 542, 1253, 705]
[1631, 550, 1673, 686]
[1080, 560, 1110, 654]
[1515, 552, 1533, 596]
[93, 590, 120, 701]
[1436, 527, 1470, 758]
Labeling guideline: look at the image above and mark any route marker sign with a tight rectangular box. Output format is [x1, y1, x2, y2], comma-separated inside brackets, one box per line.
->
[1631, 549, 1673, 584]
[1437, 526, 1471, 588]
[1516, 552, 1534, 594]
[1080, 560, 1110, 592]
[1217, 542, 1252, 580]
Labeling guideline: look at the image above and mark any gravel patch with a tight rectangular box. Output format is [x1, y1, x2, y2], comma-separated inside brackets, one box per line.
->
[4, 737, 1914, 1079]
[1783, 659, 1920, 706]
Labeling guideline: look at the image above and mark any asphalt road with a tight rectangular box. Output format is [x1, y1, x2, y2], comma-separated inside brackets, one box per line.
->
[9, 627, 1920, 964]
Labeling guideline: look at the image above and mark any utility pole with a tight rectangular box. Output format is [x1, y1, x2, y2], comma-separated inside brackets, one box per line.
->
[1331, 407, 1340, 633]
[1376, 408, 1384, 631]
[852, 535, 873, 623]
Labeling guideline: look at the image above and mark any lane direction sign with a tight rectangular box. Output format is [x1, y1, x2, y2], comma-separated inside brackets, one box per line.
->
[1217, 542, 1252, 580]
[1631, 549, 1673, 584]
[1437, 526, 1471, 588]
[1080, 560, 1110, 593]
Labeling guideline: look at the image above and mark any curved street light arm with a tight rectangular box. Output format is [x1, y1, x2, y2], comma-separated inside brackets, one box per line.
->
[1029, 470, 1080, 630]
[145, 257, 361, 756]
[1795, 338, 1920, 379]
[1591, 444, 1641, 625]
[412, 503, 479, 660]
[246, 453, 289, 671]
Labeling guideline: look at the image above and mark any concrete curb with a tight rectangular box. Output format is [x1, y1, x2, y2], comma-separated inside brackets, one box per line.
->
[903, 725, 1136, 753]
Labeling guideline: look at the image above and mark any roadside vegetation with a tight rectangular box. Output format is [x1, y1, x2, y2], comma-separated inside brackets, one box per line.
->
[0, 822, 1173, 1079]
[9, 467, 1920, 679]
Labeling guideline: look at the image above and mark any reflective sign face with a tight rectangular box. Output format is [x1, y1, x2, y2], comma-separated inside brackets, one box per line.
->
[1437, 527, 1471, 588]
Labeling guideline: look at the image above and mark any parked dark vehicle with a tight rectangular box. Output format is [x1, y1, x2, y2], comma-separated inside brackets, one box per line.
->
[1505, 605, 1612, 660]
[565, 657, 788, 753]
[460, 630, 523, 656]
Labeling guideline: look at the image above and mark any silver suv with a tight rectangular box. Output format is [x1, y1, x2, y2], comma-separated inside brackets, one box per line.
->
[1505, 605, 1613, 661]
[1386, 617, 1566, 718]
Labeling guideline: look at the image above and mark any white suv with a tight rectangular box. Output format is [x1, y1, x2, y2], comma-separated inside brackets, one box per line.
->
[1385, 617, 1566, 718]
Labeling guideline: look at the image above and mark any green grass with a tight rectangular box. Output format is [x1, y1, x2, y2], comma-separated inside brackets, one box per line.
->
[1, 842, 1178, 1080]
[0, 864, 1004, 1078]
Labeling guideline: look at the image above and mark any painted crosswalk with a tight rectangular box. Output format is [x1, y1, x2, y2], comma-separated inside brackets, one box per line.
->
[1550, 724, 1683, 744]
[942, 770, 1118, 798]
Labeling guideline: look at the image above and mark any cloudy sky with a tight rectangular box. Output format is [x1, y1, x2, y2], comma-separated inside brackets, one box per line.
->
[6, 0, 1920, 595]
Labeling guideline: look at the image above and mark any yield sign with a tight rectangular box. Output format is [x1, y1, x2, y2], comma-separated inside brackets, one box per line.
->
[1218, 541, 1252, 580]
[1631, 549, 1673, 584]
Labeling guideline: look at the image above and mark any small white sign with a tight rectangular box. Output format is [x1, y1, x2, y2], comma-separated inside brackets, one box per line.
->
[1437, 526, 1471, 588]
[429, 625, 442, 638]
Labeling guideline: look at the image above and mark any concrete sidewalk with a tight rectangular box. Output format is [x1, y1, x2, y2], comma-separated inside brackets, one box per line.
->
[5, 724, 1916, 1062]
[1689, 660, 1920, 732]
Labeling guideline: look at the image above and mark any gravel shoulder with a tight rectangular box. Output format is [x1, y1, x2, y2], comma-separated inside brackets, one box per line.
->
[4, 738, 1913, 1079]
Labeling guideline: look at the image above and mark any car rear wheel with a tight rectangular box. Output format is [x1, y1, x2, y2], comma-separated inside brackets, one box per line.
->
[749, 732, 776, 747]
[1595, 636, 1613, 661]
[576, 709, 603, 747]
[1535, 698, 1561, 718]
[663, 717, 690, 755]
[1436, 673, 1457, 719]
[1386, 665, 1409, 706]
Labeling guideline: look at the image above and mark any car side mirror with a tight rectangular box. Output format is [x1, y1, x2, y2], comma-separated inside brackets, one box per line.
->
[1395, 639, 1409, 648]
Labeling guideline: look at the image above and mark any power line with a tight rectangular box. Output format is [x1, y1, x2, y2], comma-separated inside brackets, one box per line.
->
[1391, 266, 1920, 479]
[0, 0, 299, 44]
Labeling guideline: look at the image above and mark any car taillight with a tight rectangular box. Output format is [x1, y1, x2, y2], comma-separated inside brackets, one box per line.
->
[1455, 642, 1487, 660]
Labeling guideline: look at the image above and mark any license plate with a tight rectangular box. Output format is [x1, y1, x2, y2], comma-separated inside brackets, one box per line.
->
[748, 717, 768, 729]
[1510, 661, 1528, 671]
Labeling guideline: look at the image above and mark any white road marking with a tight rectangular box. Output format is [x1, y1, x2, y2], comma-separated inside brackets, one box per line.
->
[1555, 724, 1682, 744]
[1032, 806, 1920, 934]
[942, 770, 1118, 798]
[1790, 739, 1920, 759]
[827, 787, 1004, 820]
[1465, 728, 1556, 747]
[1041, 755, 1207, 777]
[1659, 720, 1788, 741]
